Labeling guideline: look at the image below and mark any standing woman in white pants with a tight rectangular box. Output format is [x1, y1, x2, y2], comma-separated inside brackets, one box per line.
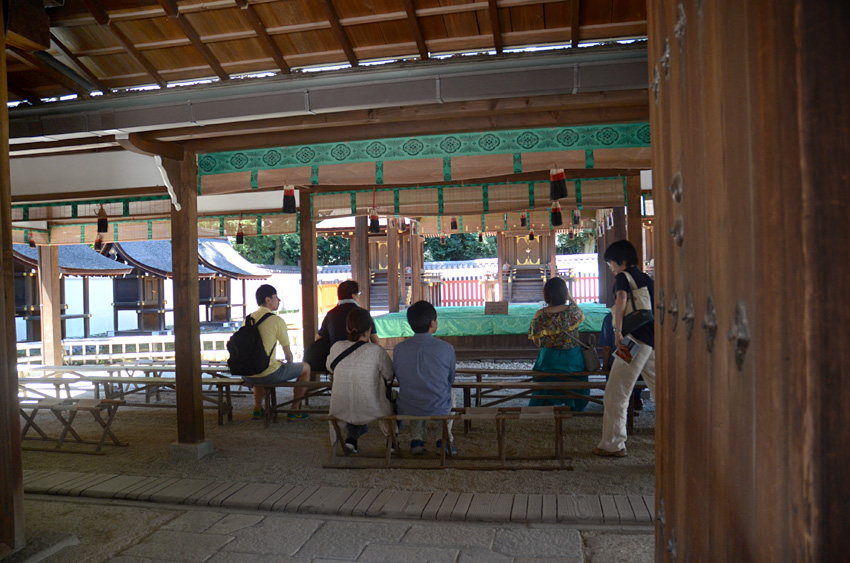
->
[593, 240, 657, 458]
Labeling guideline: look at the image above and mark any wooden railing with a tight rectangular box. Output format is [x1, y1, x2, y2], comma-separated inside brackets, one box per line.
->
[572, 275, 600, 303]
[441, 278, 486, 306]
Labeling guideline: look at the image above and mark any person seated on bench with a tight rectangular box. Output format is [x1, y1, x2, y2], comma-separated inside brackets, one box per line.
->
[528, 277, 589, 412]
[326, 307, 394, 454]
[243, 284, 311, 421]
[393, 300, 457, 456]
[305, 280, 378, 372]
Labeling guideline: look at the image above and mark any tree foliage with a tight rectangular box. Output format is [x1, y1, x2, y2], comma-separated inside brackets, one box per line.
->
[232, 234, 350, 266]
[555, 230, 597, 254]
[423, 233, 497, 262]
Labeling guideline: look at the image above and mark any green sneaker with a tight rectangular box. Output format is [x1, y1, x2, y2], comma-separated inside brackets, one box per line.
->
[252, 408, 265, 420]
[287, 412, 309, 420]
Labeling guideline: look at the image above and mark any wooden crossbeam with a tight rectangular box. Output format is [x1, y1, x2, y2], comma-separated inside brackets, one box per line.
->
[401, 0, 428, 60]
[571, 0, 581, 48]
[7, 48, 90, 99]
[235, 0, 290, 74]
[50, 33, 109, 94]
[158, 0, 229, 81]
[322, 0, 358, 67]
[487, 0, 503, 53]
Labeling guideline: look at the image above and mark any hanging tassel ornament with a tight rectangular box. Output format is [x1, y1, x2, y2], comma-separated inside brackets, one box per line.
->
[440, 233, 446, 246]
[369, 208, 380, 233]
[607, 211, 614, 230]
[28, 231, 35, 248]
[97, 205, 108, 234]
[529, 228, 535, 241]
[569, 229, 575, 240]
[549, 168, 567, 200]
[235, 215, 244, 245]
[520, 212, 527, 228]
[450, 216, 458, 231]
[282, 186, 296, 214]
[94, 235, 103, 252]
[573, 209, 581, 226]
[478, 232, 484, 243]
[550, 201, 563, 227]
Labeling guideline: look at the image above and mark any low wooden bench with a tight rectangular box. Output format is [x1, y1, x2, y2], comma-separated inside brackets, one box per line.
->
[322, 405, 574, 470]
[18, 375, 239, 425]
[20, 397, 126, 454]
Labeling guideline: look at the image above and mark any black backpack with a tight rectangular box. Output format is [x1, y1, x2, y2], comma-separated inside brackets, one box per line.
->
[227, 312, 274, 376]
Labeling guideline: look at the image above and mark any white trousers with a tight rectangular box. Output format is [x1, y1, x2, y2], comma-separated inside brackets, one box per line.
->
[596, 339, 657, 452]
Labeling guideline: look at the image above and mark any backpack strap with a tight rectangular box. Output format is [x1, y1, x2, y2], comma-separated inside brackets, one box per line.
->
[329, 340, 367, 372]
[248, 312, 275, 327]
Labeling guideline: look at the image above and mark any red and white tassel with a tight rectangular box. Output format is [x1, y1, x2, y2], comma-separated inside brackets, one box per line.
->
[520, 212, 527, 228]
[550, 201, 563, 227]
[549, 168, 567, 200]
[282, 186, 296, 214]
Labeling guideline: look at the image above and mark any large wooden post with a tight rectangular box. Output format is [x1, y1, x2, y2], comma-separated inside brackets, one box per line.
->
[169, 154, 210, 458]
[353, 216, 370, 307]
[626, 175, 643, 265]
[0, 30, 25, 556]
[410, 223, 422, 304]
[387, 218, 399, 312]
[649, 0, 849, 558]
[299, 198, 318, 344]
[37, 246, 63, 365]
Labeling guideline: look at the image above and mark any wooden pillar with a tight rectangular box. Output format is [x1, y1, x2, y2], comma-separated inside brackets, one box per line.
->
[0, 29, 25, 556]
[37, 246, 63, 365]
[353, 216, 370, 307]
[300, 199, 318, 344]
[626, 175, 644, 266]
[410, 224, 422, 304]
[548, 233, 557, 279]
[496, 232, 507, 301]
[82, 277, 91, 338]
[169, 154, 208, 455]
[399, 229, 408, 307]
[387, 218, 399, 312]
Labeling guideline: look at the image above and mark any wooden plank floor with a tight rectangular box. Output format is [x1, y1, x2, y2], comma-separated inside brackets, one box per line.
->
[21, 470, 654, 526]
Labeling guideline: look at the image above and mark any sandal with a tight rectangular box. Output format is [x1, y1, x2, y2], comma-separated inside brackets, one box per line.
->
[593, 447, 627, 458]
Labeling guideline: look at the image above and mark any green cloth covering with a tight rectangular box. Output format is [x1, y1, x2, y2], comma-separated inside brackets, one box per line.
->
[373, 303, 609, 339]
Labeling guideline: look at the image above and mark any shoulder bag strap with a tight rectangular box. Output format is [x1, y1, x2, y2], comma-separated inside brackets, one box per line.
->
[329, 340, 367, 372]
[621, 271, 639, 311]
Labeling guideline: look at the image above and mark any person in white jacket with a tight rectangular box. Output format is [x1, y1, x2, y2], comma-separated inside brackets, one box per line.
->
[326, 307, 394, 454]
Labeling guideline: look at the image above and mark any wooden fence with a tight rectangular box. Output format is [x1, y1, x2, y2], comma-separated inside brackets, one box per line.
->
[571, 276, 600, 303]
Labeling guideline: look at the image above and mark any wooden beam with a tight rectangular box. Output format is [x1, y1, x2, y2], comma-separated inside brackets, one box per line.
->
[80, 0, 167, 88]
[322, 0, 358, 67]
[235, 0, 290, 74]
[0, 31, 25, 556]
[387, 217, 399, 312]
[487, 0, 503, 53]
[169, 153, 206, 447]
[353, 216, 370, 308]
[51, 33, 110, 93]
[6, 0, 49, 51]
[401, 0, 428, 59]
[410, 225, 421, 303]
[158, 0, 229, 81]
[571, 0, 580, 49]
[626, 174, 643, 265]
[299, 196, 318, 345]
[7, 47, 90, 99]
[37, 245, 64, 365]
[116, 132, 184, 161]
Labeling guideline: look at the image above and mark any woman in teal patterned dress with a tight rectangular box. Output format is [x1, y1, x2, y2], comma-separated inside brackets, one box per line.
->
[527, 277, 589, 411]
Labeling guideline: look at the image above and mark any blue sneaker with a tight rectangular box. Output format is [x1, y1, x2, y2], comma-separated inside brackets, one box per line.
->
[410, 439, 426, 455]
[436, 439, 458, 456]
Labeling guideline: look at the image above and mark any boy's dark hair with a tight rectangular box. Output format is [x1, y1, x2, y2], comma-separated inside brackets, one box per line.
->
[603, 240, 639, 268]
[543, 277, 568, 306]
[406, 300, 437, 334]
[337, 280, 360, 300]
[255, 284, 277, 306]
[346, 307, 373, 341]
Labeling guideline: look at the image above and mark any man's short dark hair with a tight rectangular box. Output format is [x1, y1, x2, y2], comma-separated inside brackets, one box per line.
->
[543, 277, 568, 306]
[603, 240, 639, 268]
[407, 300, 437, 334]
[256, 284, 277, 306]
[337, 280, 360, 300]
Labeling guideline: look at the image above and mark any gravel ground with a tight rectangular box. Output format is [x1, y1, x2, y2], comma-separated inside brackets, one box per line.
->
[21, 360, 656, 496]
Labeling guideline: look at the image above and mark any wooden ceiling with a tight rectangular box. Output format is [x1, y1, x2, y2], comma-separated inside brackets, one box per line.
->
[7, 0, 647, 102]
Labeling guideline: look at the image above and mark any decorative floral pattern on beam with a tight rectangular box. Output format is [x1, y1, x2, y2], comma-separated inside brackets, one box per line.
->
[197, 123, 650, 176]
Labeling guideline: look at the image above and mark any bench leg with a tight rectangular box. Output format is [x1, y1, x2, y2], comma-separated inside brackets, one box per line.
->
[90, 405, 126, 451]
[497, 419, 507, 467]
[20, 406, 50, 440]
[555, 417, 564, 467]
[463, 388, 472, 434]
[53, 409, 82, 449]
[329, 419, 346, 463]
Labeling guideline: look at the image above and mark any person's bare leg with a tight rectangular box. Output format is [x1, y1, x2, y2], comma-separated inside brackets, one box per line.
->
[291, 365, 311, 410]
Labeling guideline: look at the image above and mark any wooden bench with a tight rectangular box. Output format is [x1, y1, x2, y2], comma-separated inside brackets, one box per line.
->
[18, 375, 239, 425]
[322, 405, 574, 470]
[20, 397, 126, 454]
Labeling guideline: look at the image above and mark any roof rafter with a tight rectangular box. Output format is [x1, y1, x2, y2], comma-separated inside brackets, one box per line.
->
[234, 0, 290, 74]
[571, 0, 581, 48]
[79, 0, 167, 88]
[51, 33, 110, 94]
[7, 47, 91, 99]
[487, 0, 503, 53]
[157, 0, 229, 81]
[401, 0, 428, 60]
[322, 0, 358, 67]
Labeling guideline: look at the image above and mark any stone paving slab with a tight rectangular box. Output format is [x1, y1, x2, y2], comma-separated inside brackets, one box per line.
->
[294, 520, 410, 560]
[150, 478, 216, 504]
[121, 529, 234, 562]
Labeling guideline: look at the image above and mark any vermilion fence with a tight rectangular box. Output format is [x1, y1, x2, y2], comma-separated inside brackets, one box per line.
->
[572, 275, 600, 303]
[441, 278, 486, 306]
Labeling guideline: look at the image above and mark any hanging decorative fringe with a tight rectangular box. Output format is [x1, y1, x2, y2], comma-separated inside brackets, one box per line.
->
[28, 231, 35, 248]
[529, 228, 535, 241]
[94, 235, 103, 251]
[369, 189, 380, 233]
[478, 232, 484, 243]
[573, 209, 581, 226]
[440, 233, 446, 245]
[236, 214, 245, 245]
[550, 201, 563, 227]
[549, 168, 567, 200]
[520, 212, 527, 228]
[97, 205, 108, 233]
[282, 186, 296, 214]
[450, 216, 458, 230]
